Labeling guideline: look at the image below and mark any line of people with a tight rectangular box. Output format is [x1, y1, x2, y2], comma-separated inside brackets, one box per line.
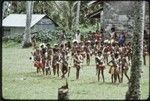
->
[30, 28, 148, 84]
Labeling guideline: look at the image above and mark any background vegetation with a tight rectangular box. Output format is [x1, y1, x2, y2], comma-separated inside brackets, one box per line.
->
[3, 1, 102, 45]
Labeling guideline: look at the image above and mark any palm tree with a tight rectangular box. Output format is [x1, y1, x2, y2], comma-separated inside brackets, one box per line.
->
[126, 1, 145, 100]
[2, 1, 7, 19]
[22, 1, 33, 48]
[11, 1, 26, 13]
[2, 1, 12, 19]
[35, 1, 77, 31]
[75, 1, 81, 30]
[54, 1, 77, 31]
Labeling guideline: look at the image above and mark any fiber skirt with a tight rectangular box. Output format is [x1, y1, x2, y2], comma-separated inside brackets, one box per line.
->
[34, 61, 44, 68]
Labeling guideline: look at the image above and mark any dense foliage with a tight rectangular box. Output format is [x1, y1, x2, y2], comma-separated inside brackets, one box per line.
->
[3, 1, 101, 31]
[2, 1, 103, 45]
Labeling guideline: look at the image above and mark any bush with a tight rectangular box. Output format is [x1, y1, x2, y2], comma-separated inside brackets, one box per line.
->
[2, 34, 22, 43]
[36, 31, 58, 43]
[35, 30, 75, 44]
[2, 40, 20, 48]
[2, 36, 10, 42]
[13, 34, 22, 43]
[2, 25, 98, 47]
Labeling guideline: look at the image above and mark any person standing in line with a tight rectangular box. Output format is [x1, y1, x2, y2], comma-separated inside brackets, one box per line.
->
[118, 32, 126, 46]
[59, 30, 66, 45]
[75, 30, 81, 43]
[31, 33, 37, 50]
[110, 27, 117, 44]
[95, 51, 105, 82]
[74, 50, 83, 79]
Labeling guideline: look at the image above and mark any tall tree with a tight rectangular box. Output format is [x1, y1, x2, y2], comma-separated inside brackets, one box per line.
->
[75, 1, 81, 30]
[2, 1, 7, 19]
[2, 1, 11, 19]
[22, 1, 33, 48]
[126, 1, 145, 100]
[100, 2, 104, 31]
[11, 1, 26, 13]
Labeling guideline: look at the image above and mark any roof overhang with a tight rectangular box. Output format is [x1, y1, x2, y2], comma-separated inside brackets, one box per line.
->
[2, 14, 46, 27]
[2, 14, 59, 27]
[86, 8, 103, 18]
[44, 15, 59, 27]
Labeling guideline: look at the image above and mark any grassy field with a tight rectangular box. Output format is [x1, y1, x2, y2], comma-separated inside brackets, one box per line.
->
[2, 47, 149, 100]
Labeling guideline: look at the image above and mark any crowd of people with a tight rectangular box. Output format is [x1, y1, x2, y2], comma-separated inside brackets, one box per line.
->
[30, 27, 149, 84]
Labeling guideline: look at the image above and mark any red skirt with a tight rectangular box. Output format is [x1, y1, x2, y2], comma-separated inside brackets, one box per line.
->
[34, 61, 44, 68]
[42, 59, 45, 68]
[109, 66, 120, 75]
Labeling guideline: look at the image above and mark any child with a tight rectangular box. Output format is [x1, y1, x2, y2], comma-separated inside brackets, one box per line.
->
[108, 53, 121, 83]
[40, 44, 47, 74]
[74, 50, 83, 79]
[60, 51, 68, 78]
[120, 56, 130, 83]
[52, 48, 61, 77]
[31, 47, 43, 73]
[85, 40, 91, 66]
[95, 51, 105, 82]
[102, 44, 109, 64]
[45, 57, 50, 75]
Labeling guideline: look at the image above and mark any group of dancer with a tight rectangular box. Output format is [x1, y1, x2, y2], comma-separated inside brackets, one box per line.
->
[30, 27, 148, 83]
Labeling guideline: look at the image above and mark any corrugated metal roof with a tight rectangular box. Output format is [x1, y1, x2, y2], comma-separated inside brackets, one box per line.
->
[2, 14, 46, 27]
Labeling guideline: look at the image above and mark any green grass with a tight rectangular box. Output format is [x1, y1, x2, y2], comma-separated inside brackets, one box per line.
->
[2, 47, 149, 100]
[2, 40, 21, 48]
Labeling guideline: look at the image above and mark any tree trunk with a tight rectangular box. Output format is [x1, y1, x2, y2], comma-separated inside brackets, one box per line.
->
[58, 88, 69, 100]
[58, 79, 69, 100]
[68, 3, 73, 31]
[22, 1, 33, 48]
[126, 1, 145, 100]
[2, 2, 7, 19]
[75, 1, 81, 30]
[2, 1, 11, 19]
[100, 10, 103, 31]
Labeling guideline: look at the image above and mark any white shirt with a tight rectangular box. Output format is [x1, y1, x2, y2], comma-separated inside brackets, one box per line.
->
[110, 32, 115, 39]
[96, 55, 104, 63]
[114, 57, 120, 67]
[75, 33, 81, 43]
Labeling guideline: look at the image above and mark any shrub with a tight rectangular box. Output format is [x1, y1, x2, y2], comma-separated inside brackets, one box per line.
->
[3, 34, 22, 43]
[36, 31, 57, 43]
[2, 39, 20, 48]
[13, 34, 22, 43]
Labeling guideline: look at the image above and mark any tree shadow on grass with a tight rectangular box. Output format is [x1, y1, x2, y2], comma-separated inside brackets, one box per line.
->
[70, 79, 76, 82]
[88, 81, 97, 84]
[16, 72, 128, 87]
[104, 82, 115, 85]
[17, 71, 56, 80]
[118, 83, 128, 87]
[88, 81, 121, 86]
[17, 71, 35, 77]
